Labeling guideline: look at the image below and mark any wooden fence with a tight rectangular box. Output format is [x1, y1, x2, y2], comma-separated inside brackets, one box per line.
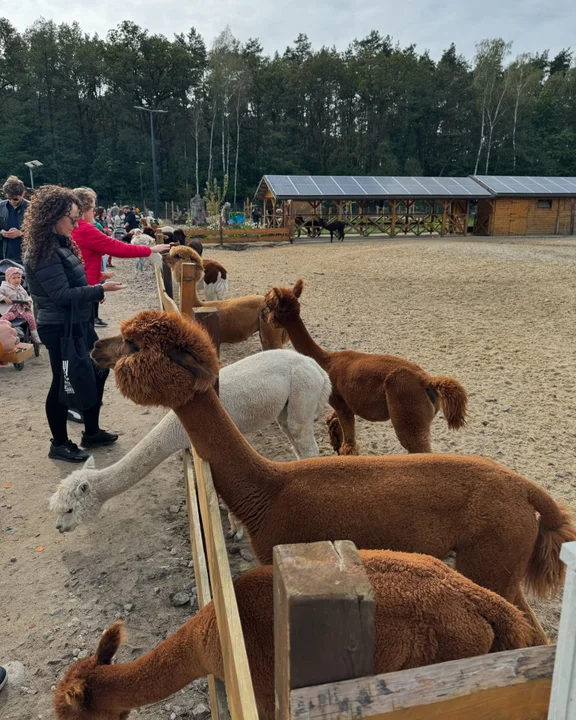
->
[154, 258, 575, 720]
[184, 217, 292, 244]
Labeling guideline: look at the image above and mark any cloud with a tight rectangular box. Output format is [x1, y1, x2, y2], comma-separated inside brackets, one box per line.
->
[9, 0, 576, 60]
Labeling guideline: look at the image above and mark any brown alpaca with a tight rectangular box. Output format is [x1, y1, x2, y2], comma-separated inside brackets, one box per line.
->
[165, 245, 286, 349]
[202, 258, 227, 284]
[262, 280, 467, 455]
[91, 310, 576, 644]
[54, 550, 534, 720]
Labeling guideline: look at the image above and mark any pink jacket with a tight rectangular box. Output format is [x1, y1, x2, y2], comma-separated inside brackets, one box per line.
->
[72, 220, 152, 285]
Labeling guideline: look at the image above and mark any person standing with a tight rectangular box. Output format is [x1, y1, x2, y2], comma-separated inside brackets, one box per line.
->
[72, 188, 169, 327]
[123, 205, 139, 232]
[23, 185, 125, 462]
[0, 176, 29, 263]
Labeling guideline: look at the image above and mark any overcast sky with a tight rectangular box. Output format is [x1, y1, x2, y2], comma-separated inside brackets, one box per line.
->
[8, 0, 575, 61]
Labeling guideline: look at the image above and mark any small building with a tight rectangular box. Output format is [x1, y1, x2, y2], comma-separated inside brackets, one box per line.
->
[255, 175, 491, 236]
[472, 177, 576, 236]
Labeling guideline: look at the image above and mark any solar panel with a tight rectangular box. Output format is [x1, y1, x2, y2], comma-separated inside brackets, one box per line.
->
[474, 176, 576, 195]
[260, 175, 492, 199]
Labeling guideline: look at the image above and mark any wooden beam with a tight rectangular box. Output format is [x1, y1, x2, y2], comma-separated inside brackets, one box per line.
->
[193, 451, 259, 720]
[548, 542, 576, 719]
[291, 644, 555, 720]
[179, 262, 199, 318]
[274, 541, 375, 720]
[193, 307, 220, 396]
[184, 452, 231, 720]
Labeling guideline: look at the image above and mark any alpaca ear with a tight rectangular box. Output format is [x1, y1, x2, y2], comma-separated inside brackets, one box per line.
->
[84, 456, 96, 470]
[74, 481, 90, 499]
[96, 621, 125, 665]
[168, 348, 216, 386]
[63, 679, 86, 707]
[293, 279, 305, 298]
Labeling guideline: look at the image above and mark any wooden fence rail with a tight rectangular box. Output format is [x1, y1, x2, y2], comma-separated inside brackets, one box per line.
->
[154, 260, 575, 720]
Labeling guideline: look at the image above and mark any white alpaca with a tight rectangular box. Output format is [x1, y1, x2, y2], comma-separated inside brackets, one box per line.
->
[50, 350, 331, 535]
[197, 274, 228, 301]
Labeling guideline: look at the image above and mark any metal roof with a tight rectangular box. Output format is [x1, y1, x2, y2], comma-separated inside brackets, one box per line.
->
[256, 175, 492, 200]
[473, 176, 576, 196]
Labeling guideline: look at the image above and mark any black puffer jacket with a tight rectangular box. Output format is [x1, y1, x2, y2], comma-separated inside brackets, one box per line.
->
[25, 234, 104, 325]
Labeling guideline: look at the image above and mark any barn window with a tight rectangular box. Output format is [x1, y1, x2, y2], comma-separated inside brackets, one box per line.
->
[537, 199, 553, 209]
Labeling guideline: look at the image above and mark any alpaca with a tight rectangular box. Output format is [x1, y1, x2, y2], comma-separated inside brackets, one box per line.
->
[91, 309, 576, 644]
[262, 280, 468, 455]
[319, 217, 346, 242]
[183, 239, 230, 301]
[165, 245, 286, 350]
[54, 549, 534, 720]
[50, 349, 331, 534]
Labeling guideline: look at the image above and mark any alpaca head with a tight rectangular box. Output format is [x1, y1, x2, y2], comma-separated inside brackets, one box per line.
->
[50, 456, 103, 533]
[91, 310, 219, 408]
[54, 621, 129, 719]
[163, 245, 203, 284]
[262, 279, 305, 328]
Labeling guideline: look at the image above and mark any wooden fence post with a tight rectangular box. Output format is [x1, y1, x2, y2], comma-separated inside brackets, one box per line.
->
[274, 540, 375, 720]
[219, 215, 224, 246]
[548, 541, 576, 720]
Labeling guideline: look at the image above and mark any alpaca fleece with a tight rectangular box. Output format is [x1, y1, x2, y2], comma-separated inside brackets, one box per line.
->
[54, 550, 534, 720]
[263, 280, 467, 454]
[164, 245, 287, 349]
[92, 310, 576, 644]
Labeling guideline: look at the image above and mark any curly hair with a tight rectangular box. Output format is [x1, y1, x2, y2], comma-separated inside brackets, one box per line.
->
[23, 185, 81, 268]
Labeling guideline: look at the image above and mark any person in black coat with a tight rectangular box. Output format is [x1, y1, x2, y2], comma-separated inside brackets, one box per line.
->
[0, 175, 30, 262]
[24, 186, 126, 463]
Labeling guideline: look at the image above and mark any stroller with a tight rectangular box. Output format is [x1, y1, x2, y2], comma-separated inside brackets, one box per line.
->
[0, 258, 40, 369]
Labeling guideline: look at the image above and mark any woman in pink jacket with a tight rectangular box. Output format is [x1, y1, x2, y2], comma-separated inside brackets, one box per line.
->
[72, 187, 169, 325]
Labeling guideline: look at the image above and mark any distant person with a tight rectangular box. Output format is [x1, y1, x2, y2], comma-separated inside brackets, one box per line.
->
[0, 175, 29, 262]
[124, 205, 139, 232]
[23, 185, 126, 462]
[221, 201, 231, 226]
[94, 207, 107, 231]
[0, 266, 41, 343]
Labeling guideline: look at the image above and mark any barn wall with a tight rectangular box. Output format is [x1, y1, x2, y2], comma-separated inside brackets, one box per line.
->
[491, 197, 575, 236]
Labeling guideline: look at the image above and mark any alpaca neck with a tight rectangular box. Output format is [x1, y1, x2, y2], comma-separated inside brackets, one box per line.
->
[174, 388, 282, 526]
[90, 611, 216, 713]
[282, 315, 331, 368]
[97, 413, 186, 503]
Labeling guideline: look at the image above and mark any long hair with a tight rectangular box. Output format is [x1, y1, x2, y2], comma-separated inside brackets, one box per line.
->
[23, 185, 81, 268]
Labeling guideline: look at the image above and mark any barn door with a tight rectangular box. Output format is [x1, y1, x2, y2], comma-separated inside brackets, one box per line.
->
[508, 198, 528, 235]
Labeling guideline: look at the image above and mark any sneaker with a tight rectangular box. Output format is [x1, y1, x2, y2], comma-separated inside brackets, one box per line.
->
[67, 409, 84, 424]
[0, 666, 6, 691]
[49, 440, 90, 463]
[31, 330, 41, 343]
[81, 430, 118, 447]
[94, 318, 108, 327]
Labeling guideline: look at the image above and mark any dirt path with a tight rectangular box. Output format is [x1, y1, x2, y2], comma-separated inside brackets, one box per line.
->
[1, 237, 575, 719]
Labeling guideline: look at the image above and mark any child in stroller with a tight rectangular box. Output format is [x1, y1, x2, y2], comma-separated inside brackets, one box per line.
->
[0, 263, 41, 348]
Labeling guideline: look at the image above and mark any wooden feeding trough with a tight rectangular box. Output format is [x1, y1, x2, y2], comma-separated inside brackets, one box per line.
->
[154, 262, 576, 720]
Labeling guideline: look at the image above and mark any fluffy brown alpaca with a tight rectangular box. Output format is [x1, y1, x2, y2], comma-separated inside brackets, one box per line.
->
[54, 550, 534, 719]
[262, 280, 467, 455]
[91, 310, 576, 644]
[164, 245, 286, 349]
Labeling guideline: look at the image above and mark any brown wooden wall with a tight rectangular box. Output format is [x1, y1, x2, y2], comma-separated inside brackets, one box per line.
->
[479, 197, 576, 236]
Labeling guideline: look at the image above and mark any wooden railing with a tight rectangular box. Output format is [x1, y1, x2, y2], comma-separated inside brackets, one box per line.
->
[154, 259, 575, 720]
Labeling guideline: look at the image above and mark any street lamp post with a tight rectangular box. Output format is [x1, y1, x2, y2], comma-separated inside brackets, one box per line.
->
[134, 106, 168, 220]
[24, 160, 43, 189]
[136, 162, 145, 213]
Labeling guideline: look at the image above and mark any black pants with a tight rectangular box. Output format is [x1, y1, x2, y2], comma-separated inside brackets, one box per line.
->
[38, 322, 109, 446]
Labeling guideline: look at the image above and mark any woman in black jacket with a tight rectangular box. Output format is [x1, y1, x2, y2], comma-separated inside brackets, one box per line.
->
[24, 186, 125, 463]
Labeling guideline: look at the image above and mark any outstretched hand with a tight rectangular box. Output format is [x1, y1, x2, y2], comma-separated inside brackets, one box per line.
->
[151, 244, 171, 254]
[102, 282, 127, 292]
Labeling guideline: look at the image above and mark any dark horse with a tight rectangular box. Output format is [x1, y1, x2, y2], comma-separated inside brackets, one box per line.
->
[319, 217, 346, 242]
[294, 216, 322, 238]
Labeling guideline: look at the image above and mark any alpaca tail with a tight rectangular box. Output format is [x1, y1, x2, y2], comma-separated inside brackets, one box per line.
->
[317, 371, 332, 413]
[326, 410, 343, 453]
[525, 486, 576, 599]
[428, 376, 468, 430]
[481, 593, 535, 652]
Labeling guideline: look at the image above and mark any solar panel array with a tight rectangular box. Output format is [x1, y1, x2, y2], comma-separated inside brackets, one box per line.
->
[262, 175, 493, 199]
[473, 176, 576, 196]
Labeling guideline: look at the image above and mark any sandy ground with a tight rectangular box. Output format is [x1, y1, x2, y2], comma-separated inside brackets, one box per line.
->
[1, 236, 575, 719]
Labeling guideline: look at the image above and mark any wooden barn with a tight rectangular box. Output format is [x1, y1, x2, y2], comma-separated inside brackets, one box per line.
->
[254, 175, 492, 237]
[472, 176, 576, 236]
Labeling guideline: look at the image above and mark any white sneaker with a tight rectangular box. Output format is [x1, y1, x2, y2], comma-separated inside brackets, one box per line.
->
[31, 330, 41, 344]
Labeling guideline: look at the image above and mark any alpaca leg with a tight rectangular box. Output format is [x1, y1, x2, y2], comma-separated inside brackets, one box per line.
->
[455, 529, 546, 646]
[385, 374, 435, 452]
[227, 511, 244, 542]
[328, 398, 358, 455]
[326, 411, 344, 453]
[283, 403, 320, 459]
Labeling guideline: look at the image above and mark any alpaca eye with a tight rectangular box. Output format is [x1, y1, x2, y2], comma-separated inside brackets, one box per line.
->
[66, 509, 73, 514]
[128, 341, 140, 353]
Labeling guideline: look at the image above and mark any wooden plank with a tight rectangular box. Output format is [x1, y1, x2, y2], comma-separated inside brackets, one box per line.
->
[291, 645, 555, 720]
[548, 541, 576, 719]
[192, 307, 220, 396]
[184, 452, 231, 720]
[193, 450, 259, 720]
[154, 264, 179, 313]
[275, 541, 375, 720]
[179, 262, 200, 318]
